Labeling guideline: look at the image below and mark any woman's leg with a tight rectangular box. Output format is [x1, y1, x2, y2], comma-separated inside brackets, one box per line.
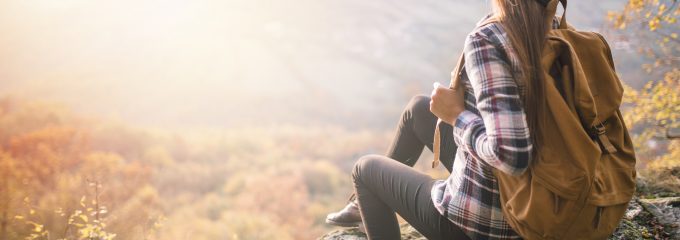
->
[327, 95, 458, 227]
[352, 154, 469, 240]
[385, 95, 457, 172]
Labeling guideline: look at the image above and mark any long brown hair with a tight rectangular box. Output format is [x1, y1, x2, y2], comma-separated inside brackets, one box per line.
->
[491, 0, 550, 154]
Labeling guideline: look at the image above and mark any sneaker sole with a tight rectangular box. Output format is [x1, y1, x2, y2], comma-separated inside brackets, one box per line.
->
[325, 218, 362, 228]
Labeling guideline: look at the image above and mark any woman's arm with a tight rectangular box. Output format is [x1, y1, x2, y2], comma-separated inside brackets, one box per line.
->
[452, 31, 533, 176]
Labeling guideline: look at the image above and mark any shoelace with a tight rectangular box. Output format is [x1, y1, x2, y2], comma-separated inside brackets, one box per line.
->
[347, 192, 357, 203]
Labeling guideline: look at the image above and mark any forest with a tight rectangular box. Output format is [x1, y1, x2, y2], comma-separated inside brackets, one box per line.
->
[0, 0, 678, 239]
[0, 96, 403, 239]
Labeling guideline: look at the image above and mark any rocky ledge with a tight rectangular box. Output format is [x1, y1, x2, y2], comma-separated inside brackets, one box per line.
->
[320, 178, 680, 240]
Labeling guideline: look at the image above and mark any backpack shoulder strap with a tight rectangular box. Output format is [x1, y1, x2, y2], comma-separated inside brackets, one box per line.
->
[432, 52, 466, 168]
[546, 0, 568, 30]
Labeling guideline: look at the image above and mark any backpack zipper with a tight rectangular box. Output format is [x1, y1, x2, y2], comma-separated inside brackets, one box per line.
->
[553, 193, 560, 214]
[593, 206, 604, 229]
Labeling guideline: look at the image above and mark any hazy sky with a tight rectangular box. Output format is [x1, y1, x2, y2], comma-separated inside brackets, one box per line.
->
[0, 0, 629, 129]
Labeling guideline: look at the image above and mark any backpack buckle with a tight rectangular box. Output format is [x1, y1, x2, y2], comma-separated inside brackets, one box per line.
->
[591, 121, 617, 154]
[593, 122, 606, 135]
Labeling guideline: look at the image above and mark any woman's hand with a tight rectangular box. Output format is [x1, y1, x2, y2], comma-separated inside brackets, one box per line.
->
[430, 79, 466, 126]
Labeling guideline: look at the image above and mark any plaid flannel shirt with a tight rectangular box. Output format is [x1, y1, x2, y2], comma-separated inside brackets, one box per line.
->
[430, 15, 558, 240]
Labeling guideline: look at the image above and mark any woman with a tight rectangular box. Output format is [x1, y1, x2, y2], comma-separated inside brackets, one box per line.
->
[326, 0, 556, 239]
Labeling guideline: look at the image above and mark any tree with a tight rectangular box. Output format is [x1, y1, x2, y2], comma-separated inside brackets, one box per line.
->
[608, 0, 679, 169]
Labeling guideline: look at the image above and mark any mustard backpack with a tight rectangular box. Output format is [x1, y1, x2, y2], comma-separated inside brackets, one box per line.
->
[432, 0, 637, 239]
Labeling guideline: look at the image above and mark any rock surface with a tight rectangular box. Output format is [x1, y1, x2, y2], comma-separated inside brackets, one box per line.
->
[320, 197, 680, 240]
[319, 223, 420, 240]
[639, 197, 680, 237]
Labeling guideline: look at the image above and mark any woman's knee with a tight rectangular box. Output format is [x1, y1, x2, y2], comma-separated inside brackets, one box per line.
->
[402, 95, 434, 125]
[406, 95, 431, 115]
[352, 154, 385, 183]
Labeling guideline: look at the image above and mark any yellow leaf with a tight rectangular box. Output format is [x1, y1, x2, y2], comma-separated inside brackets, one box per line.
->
[79, 214, 88, 223]
[650, 19, 660, 31]
[672, 33, 678, 39]
[33, 224, 43, 232]
[14, 215, 24, 220]
[80, 196, 86, 207]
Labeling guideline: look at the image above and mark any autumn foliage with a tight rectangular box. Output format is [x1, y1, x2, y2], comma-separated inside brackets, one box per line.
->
[609, 0, 679, 170]
[0, 97, 390, 240]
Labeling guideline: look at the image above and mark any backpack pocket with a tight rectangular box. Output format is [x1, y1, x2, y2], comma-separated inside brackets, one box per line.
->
[547, 166, 635, 239]
[564, 200, 630, 239]
[501, 170, 587, 239]
[564, 197, 628, 240]
[564, 166, 636, 239]
[588, 166, 636, 206]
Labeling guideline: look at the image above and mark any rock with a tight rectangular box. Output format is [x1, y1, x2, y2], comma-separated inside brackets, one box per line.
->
[399, 224, 425, 240]
[319, 223, 424, 240]
[624, 198, 644, 220]
[319, 227, 367, 240]
[319, 199, 679, 240]
[639, 197, 680, 238]
[322, 173, 680, 240]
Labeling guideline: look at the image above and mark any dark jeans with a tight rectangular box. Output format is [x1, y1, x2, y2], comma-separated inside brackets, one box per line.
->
[351, 95, 469, 240]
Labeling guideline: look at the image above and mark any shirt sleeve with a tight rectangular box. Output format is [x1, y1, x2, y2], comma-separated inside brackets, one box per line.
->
[452, 32, 533, 176]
